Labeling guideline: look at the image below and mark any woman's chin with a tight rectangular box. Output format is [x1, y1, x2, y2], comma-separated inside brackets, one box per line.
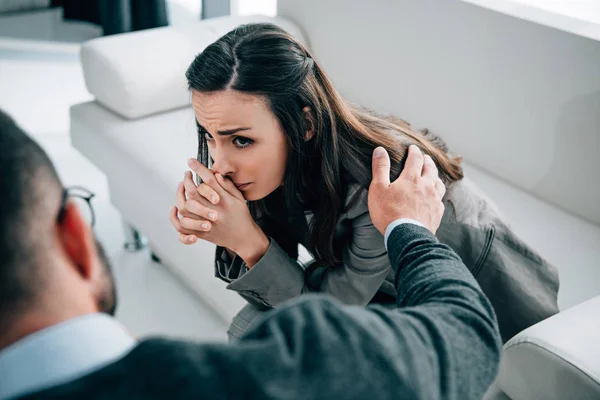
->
[243, 186, 277, 202]
[244, 193, 263, 201]
[242, 188, 258, 201]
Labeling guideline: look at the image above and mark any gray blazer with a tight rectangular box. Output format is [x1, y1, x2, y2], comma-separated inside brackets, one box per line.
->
[215, 178, 559, 342]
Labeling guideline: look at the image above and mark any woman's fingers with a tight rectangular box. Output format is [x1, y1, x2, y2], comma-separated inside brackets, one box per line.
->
[169, 206, 193, 234]
[176, 181, 187, 211]
[170, 206, 198, 245]
[179, 233, 197, 245]
[173, 177, 214, 246]
[180, 216, 212, 232]
[176, 184, 194, 220]
[183, 171, 202, 202]
[197, 183, 220, 205]
[171, 205, 211, 233]
[215, 173, 245, 201]
[187, 158, 225, 197]
[185, 199, 218, 222]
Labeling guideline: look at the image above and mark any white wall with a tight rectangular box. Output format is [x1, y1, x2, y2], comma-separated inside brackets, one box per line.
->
[232, 0, 277, 17]
[278, 0, 600, 225]
[506, 0, 600, 25]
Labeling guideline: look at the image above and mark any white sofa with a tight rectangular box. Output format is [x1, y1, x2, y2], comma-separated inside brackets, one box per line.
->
[71, 1, 600, 399]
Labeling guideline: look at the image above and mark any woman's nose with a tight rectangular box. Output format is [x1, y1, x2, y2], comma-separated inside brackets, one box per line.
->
[211, 150, 235, 177]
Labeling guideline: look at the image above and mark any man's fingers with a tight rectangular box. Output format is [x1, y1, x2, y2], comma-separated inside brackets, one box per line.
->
[401, 145, 425, 182]
[435, 179, 446, 200]
[371, 147, 391, 186]
[436, 202, 446, 232]
[215, 173, 245, 201]
[421, 155, 439, 180]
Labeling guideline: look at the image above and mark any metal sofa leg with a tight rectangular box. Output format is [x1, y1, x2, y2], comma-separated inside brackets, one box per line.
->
[150, 250, 161, 264]
[123, 222, 148, 252]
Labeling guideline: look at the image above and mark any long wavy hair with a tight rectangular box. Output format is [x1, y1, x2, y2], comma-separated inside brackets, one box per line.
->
[186, 23, 463, 273]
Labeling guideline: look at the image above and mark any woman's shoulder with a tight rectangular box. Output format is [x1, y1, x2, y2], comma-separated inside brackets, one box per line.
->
[343, 184, 369, 220]
[443, 178, 504, 228]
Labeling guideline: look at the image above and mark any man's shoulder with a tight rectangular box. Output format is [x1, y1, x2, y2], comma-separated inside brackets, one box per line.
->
[16, 339, 230, 400]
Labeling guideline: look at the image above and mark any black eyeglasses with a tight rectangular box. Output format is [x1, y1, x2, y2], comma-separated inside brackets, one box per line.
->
[57, 186, 97, 228]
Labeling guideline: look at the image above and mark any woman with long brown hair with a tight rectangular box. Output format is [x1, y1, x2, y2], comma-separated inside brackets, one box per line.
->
[170, 23, 559, 342]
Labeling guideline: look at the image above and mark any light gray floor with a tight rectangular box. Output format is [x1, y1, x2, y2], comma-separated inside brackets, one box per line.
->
[0, 35, 228, 342]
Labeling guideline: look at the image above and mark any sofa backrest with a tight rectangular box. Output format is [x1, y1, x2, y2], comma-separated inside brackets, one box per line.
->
[278, 0, 600, 225]
[79, 15, 306, 120]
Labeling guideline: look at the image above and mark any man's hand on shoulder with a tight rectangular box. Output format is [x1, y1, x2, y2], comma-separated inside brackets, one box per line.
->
[368, 145, 446, 235]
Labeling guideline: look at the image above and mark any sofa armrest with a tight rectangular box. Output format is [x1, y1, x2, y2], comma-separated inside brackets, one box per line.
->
[494, 295, 600, 400]
[80, 15, 306, 120]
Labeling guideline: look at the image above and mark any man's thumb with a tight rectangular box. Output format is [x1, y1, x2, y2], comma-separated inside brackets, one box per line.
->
[372, 147, 391, 186]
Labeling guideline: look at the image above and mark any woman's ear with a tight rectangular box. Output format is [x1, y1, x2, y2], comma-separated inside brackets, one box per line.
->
[303, 106, 315, 141]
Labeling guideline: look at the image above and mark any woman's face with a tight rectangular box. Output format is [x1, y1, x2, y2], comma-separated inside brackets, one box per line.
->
[191, 89, 288, 201]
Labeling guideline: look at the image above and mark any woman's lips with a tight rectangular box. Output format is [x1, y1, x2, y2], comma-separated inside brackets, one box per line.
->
[234, 182, 251, 190]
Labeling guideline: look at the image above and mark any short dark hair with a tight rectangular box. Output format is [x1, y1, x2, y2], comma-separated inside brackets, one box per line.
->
[0, 109, 63, 321]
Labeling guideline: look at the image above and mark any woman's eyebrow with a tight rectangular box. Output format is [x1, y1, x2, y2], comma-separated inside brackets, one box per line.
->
[217, 127, 252, 136]
[196, 121, 251, 136]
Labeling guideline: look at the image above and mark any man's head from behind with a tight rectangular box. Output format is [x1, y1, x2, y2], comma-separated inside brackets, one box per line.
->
[0, 109, 116, 349]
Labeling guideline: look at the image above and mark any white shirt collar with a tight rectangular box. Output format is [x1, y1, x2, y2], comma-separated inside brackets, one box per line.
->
[0, 313, 136, 400]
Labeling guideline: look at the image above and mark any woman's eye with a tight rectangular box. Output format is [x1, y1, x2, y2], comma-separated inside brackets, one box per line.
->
[233, 137, 254, 148]
[204, 132, 213, 141]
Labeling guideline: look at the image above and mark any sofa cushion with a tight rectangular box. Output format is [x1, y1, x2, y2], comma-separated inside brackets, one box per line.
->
[80, 15, 306, 120]
[495, 295, 600, 400]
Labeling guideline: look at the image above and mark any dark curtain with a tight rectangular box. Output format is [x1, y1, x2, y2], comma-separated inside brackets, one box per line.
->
[51, 0, 168, 35]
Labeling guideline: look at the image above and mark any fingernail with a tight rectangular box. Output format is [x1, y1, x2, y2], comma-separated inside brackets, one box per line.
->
[211, 196, 218, 204]
[201, 222, 208, 229]
[188, 158, 195, 166]
[373, 147, 386, 158]
[188, 236, 195, 243]
[208, 212, 216, 221]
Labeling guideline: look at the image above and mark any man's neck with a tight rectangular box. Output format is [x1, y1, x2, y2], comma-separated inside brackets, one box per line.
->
[0, 308, 93, 351]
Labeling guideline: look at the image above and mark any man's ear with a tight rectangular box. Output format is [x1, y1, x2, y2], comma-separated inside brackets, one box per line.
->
[57, 202, 96, 281]
[303, 106, 315, 141]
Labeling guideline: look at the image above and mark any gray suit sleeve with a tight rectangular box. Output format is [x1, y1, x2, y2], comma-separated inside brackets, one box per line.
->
[214, 199, 389, 308]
